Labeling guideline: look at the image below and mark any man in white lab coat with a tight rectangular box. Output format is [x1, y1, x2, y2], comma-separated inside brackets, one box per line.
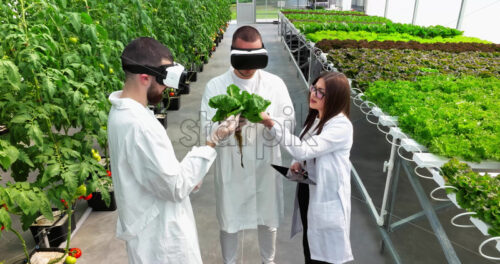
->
[200, 26, 295, 264]
[107, 37, 238, 264]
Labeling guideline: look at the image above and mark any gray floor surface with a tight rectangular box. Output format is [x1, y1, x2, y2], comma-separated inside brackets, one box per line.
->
[1, 23, 498, 264]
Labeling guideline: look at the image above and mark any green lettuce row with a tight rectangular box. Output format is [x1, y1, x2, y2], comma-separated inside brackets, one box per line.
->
[293, 20, 463, 38]
[306, 30, 490, 44]
[282, 9, 365, 16]
[363, 75, 500, 161]
[285, 12, 391, 24]
[327, 48, 499, 90]
[441, 159, 500, 236]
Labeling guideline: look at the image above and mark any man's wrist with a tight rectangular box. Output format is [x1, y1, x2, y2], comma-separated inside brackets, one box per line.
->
[206, 141, 216, 148]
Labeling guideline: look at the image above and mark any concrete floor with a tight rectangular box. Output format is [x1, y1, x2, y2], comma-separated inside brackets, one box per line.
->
[2, 23, 498, 264]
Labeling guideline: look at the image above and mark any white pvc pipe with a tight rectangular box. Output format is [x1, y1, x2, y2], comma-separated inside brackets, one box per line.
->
[430, 185, 458, 202]
[479, 237, 500, 260]
[450, 212, 476, 228]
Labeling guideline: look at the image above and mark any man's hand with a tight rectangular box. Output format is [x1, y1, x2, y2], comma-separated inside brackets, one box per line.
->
[259, 112, 274, 128]
[193, 180, 203, 193]
[290, 162, 302, 173]
[207, 114, 239, 146]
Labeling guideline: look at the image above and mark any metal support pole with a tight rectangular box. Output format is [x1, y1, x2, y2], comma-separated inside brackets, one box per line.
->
[384, 0, 389, 18]
[351, 166, 402, 264]
[402, 159, 461, 264]
[378, 137, 398, 226]
[412, 0, 420, 25]
[42, 228, 50, 248]
[390, 202, 453, 232]
[456, 0, 467, 30]
[380, 153, 400, 254]
[386, 154, 401, 232]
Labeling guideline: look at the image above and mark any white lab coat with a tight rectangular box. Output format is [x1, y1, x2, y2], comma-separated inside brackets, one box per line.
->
[200, 69, 295, 233]
[108, 91, 216, 264]
[270, 114, 354, 263]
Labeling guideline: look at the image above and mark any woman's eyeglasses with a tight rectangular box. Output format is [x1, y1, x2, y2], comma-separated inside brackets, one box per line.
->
[309, 85, 326, 99]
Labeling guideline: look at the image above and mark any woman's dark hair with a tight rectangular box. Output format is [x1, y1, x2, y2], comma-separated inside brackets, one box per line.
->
[299, 72, 350, 140]
[121, 37, 173, 79]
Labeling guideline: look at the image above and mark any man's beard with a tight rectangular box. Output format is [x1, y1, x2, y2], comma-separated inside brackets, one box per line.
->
[147, 83, 163, 105]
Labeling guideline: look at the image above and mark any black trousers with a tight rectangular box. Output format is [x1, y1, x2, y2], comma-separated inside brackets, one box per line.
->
[297, 183, 332, 264]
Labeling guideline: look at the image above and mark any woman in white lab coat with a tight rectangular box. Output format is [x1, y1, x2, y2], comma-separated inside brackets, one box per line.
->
[261, 72, 353, 263]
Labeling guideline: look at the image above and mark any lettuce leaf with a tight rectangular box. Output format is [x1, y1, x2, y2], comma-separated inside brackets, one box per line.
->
[209, 84, 271, 122]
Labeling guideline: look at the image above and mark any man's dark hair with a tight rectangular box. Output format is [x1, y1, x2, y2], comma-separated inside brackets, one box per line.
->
[121, 37, 173, 79]
[232, 26, 263, 47]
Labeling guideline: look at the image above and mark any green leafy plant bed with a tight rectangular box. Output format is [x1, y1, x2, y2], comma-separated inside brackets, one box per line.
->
[363, 75, 500, 161]
[307, 30, 490, 44]
[285, 13, 391, 24]
[327, 49, 500, 89]
[316, 39, 500, 53]
[441, 159, 500, 236]
[292, 20, 463, 38]
[281, 9, 366, 16]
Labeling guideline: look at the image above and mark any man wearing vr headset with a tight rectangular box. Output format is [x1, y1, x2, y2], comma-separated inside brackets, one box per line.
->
[107, 37, 238, 264]
[201, 26, 295, 264]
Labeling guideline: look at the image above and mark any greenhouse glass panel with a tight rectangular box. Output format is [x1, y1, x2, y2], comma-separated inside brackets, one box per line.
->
[256, 0, 280, 20]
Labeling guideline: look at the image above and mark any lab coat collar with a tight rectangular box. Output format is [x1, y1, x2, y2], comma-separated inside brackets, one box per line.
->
[109, 91, 150, 113]
[326, 112, 346, 121]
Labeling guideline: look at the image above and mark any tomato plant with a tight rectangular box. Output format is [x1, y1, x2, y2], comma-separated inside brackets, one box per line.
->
[0, 0, 231, 263]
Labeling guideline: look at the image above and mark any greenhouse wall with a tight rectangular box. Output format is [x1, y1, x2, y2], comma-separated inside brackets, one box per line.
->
[365, 0, 500, 43]
[285, 0, 308, 8]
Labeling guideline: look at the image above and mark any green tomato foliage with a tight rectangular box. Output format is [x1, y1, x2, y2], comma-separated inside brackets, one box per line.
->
[0, 0, 231, 238]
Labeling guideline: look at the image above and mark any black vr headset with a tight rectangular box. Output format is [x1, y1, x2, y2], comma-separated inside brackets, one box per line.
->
[122, 63, 188, 89]
[230, 44, 268, 70]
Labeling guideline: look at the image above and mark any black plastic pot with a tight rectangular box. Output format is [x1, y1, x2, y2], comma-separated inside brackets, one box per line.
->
[87, 191, 117, 211]
[178, 83, 190, 95]
[187, 71, 197, 82]
[167, 96, 181, 111]
[29, 209, 76, 247]
[11, 248, 66, 264]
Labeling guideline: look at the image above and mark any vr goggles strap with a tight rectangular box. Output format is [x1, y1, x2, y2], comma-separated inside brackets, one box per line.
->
[122, 64, 169, 78]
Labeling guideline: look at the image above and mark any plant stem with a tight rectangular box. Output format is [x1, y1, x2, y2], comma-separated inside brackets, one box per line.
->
[10, 228, 30, 264]
[47, 13, 67, 50]
[84, 0, 90, 15]
[47, 206, 72, 264]
[19, 0, 29, 43]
